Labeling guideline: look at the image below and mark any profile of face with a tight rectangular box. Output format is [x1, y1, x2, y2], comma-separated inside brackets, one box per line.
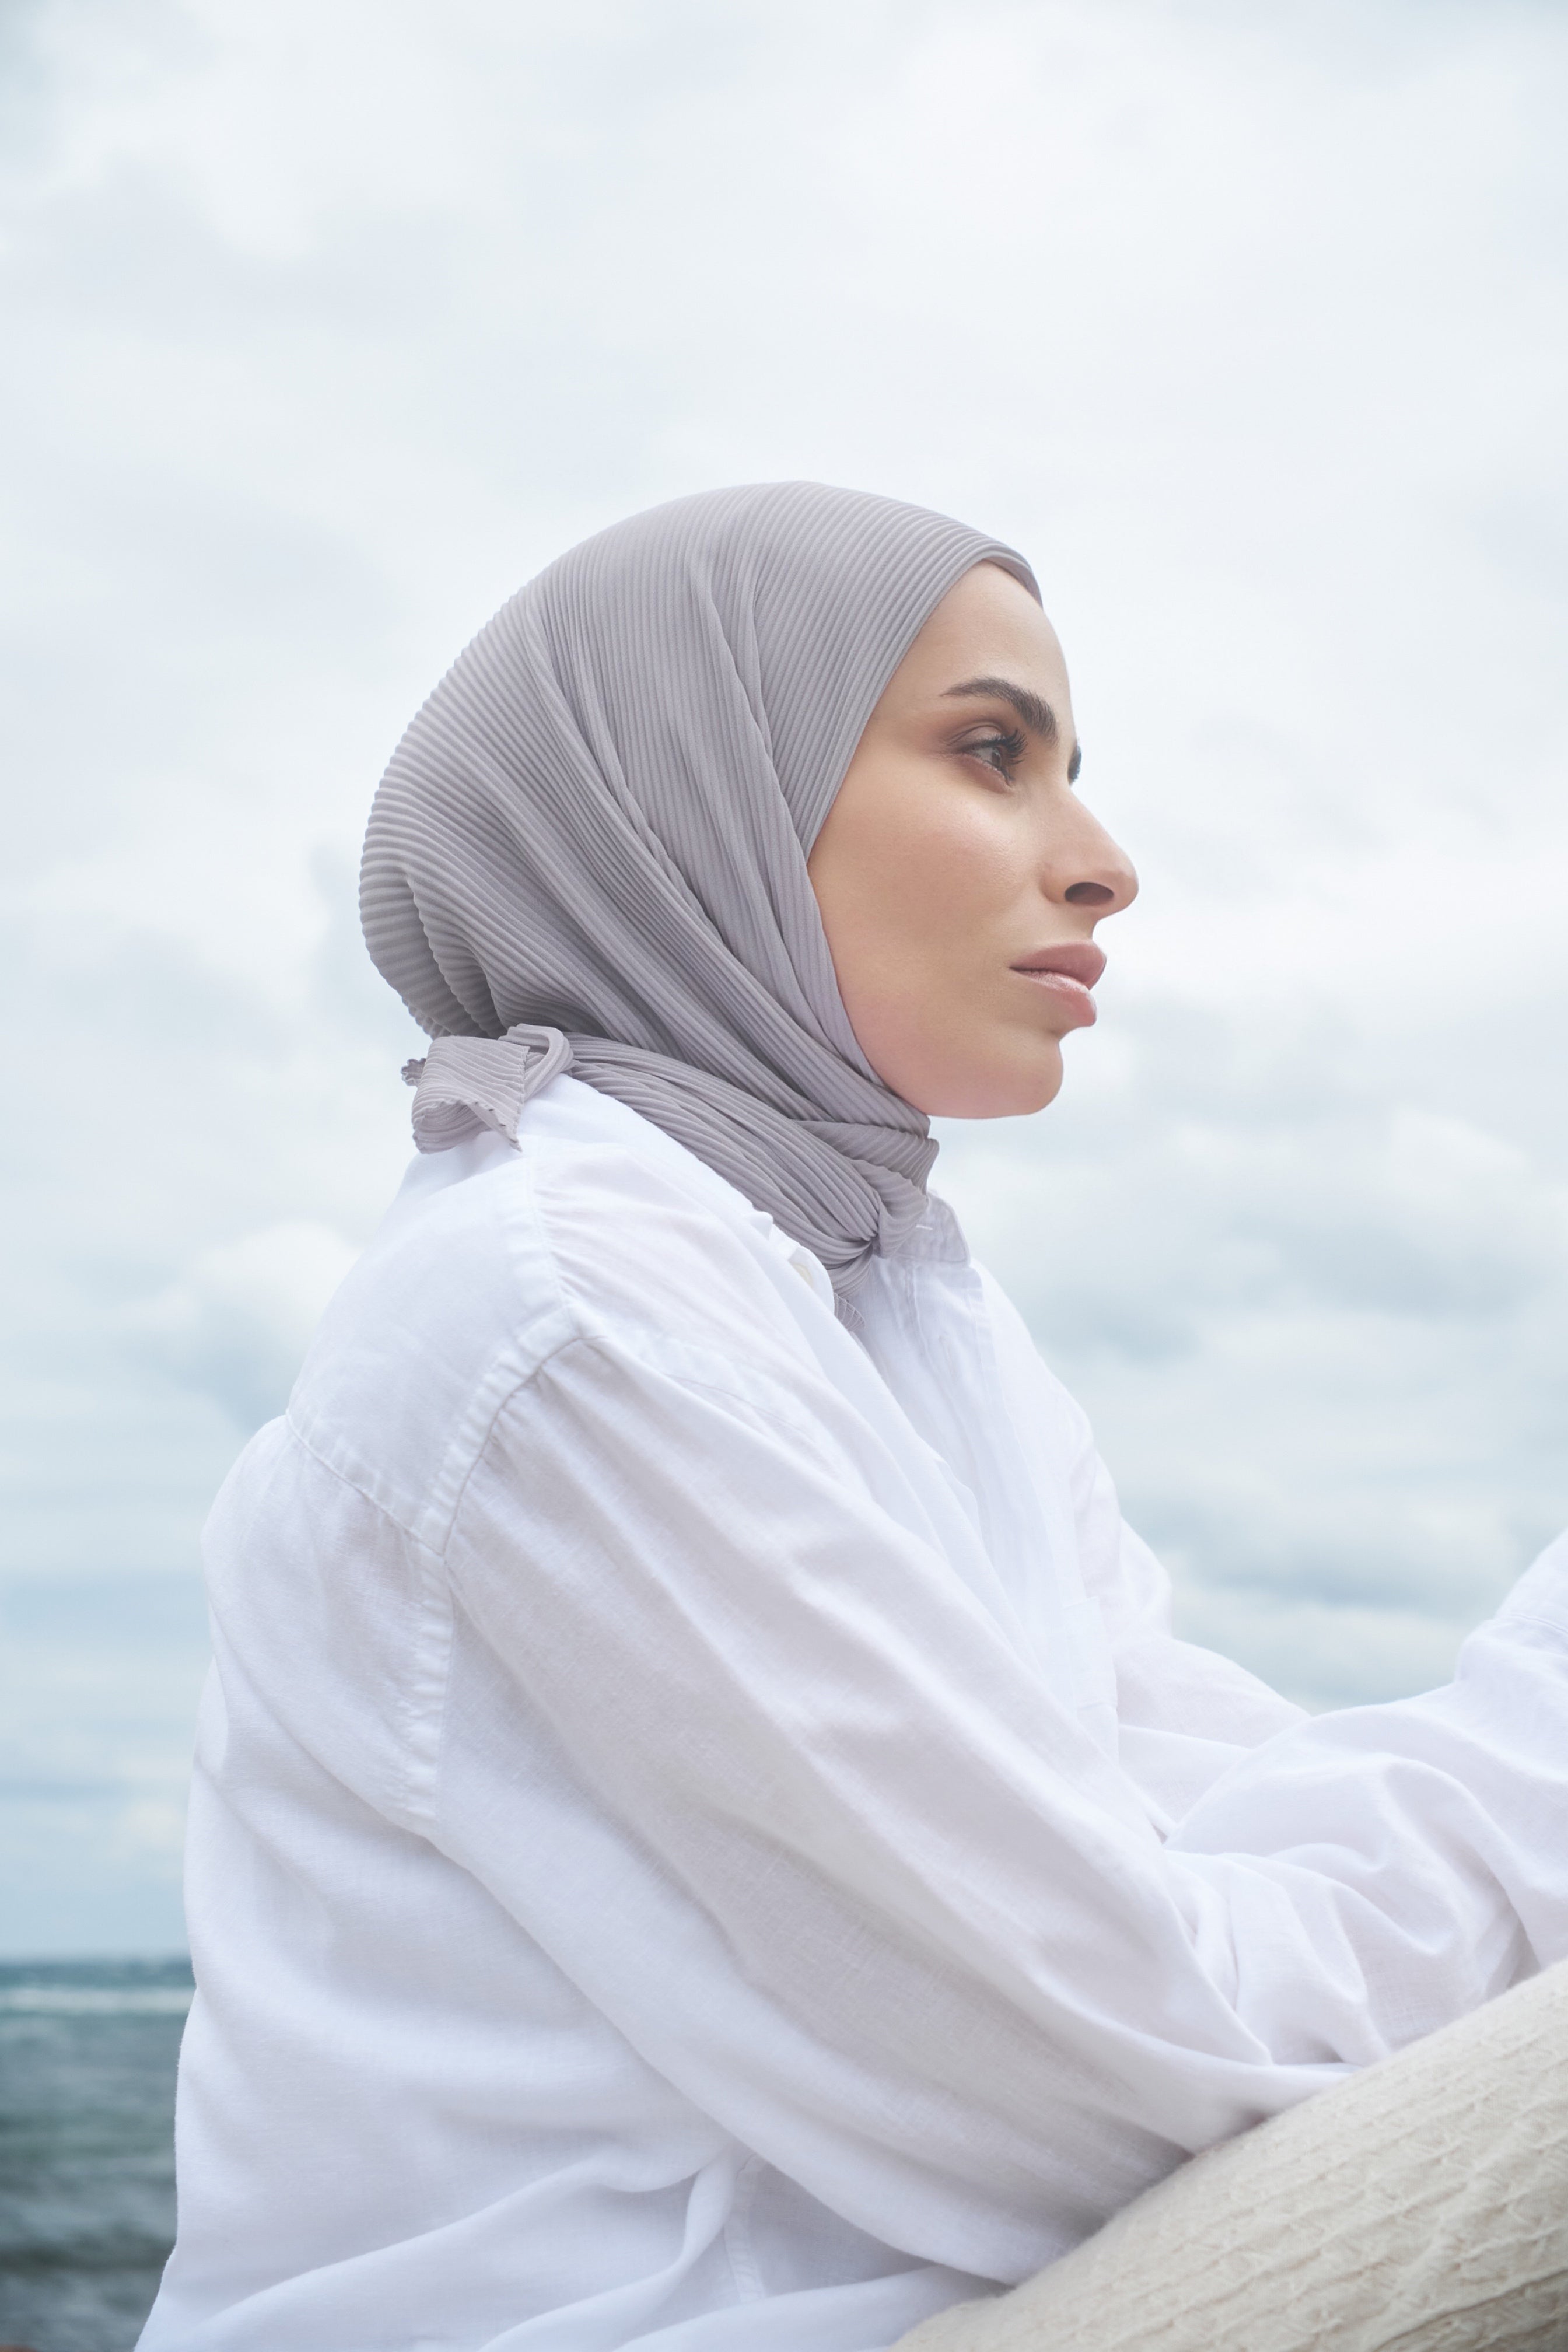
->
[807, 562, 1138, 1119]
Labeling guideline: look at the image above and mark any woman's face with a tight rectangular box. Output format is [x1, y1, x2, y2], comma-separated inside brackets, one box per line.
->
[807, 561, 1138, 1118]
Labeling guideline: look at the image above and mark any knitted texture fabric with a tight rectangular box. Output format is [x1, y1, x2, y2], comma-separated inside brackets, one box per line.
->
[896, 1960, 1568, 2352]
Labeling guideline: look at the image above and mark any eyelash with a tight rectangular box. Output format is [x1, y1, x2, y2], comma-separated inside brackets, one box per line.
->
[967, 727, 1027, 778]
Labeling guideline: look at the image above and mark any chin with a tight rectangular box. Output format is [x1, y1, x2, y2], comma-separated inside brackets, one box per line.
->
[1007, 1062, 1065, 1117]
[923, 1046, 1065, 1121]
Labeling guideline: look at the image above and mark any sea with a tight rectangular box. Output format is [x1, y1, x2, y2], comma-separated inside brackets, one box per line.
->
[0, 1958, 190, 2352]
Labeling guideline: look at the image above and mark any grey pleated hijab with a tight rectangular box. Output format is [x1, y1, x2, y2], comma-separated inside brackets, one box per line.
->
[361, 481, 1038, 1298]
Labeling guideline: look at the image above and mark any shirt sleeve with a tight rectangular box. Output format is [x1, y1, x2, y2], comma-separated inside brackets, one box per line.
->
[974, 1261, 1310, 1787]
[440, 1325, 1568, 2283]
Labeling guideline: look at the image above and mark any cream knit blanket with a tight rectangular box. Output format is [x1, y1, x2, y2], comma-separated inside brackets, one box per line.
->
[899, 1961, 1568, 2352]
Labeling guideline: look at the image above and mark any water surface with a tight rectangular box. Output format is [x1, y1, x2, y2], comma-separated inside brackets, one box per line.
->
[0, 1958, 189, 2352]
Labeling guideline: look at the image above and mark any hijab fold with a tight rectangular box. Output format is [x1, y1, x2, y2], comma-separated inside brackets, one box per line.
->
[362, 482, 1037, 1296]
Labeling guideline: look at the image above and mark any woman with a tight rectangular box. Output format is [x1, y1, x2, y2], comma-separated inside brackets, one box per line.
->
[141, 484, 1568, 2352]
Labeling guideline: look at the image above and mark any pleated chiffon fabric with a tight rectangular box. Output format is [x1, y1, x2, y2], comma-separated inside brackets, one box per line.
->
[359, 481, 1038, 1294]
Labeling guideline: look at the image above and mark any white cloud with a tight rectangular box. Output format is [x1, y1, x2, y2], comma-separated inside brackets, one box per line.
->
[936, 1002, 1568, 1700]
[2, 0, 1566, 1940]
[124, 1218, 361, 1429]
[0, 1570, 206, 1954]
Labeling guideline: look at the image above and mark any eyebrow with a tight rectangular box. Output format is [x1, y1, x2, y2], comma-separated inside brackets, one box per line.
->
[942, 675, 1082, 782]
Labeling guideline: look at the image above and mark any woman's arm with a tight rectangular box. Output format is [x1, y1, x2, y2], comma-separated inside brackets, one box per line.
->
[439, 1326, 1568, 2283]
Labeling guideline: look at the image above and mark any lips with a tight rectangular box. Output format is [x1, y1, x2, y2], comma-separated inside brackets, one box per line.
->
[1010, 940, 1106, 987]
[1009, 940, 1105, 1024]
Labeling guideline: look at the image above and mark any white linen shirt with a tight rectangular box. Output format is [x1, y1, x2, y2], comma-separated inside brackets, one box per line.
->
[141, 1075, 1568, 2352]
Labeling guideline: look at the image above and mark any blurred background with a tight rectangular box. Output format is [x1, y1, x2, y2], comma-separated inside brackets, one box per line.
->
[1, 0, 1566, 2333]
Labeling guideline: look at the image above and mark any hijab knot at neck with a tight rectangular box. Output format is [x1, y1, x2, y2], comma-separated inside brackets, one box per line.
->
[402, 1025, 573, 1154]
[362, 482, 1037, 1300]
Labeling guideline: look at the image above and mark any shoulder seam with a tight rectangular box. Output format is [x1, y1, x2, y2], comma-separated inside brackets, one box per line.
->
[443, 1330, 854, 1566]
[282, 1410, 444, 1562]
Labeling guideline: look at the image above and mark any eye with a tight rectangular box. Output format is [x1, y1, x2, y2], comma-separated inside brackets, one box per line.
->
[963, 726, 1027, 779]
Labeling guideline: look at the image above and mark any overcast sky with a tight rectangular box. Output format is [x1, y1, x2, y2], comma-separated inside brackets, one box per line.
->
[3, 0, 1566, 1954]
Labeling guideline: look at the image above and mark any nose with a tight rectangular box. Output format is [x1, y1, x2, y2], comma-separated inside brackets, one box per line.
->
[1054, 796, 1138, 916]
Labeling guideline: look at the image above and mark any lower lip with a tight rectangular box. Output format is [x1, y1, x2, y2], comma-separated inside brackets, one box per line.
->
[1012, 968, 1098, 1026]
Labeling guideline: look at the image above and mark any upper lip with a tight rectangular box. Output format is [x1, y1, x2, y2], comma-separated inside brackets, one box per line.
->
[1009, 940, 1107, 988]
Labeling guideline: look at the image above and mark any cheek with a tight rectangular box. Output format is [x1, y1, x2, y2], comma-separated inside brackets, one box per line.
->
[861, 794, 1023, 947]
[809, 765, 1062, 1114]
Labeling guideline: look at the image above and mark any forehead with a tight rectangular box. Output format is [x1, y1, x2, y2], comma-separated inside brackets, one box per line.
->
[897, 562, 1068, 698]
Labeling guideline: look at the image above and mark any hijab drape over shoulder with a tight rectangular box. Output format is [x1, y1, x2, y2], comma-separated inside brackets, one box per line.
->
[360, 481, 1038, 1295]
